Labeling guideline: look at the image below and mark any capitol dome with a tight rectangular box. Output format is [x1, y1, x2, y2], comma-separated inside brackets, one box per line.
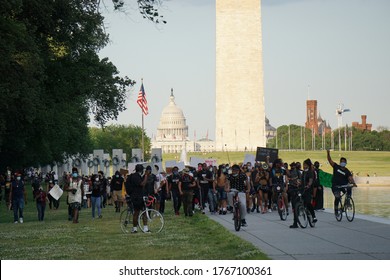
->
[156, 89, 189, 141]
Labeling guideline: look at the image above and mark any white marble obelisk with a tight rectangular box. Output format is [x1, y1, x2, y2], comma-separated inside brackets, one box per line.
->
[216, 0, 266, 151]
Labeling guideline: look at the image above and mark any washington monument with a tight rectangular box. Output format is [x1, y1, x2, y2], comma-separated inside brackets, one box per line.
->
[215, 0, 266, 151]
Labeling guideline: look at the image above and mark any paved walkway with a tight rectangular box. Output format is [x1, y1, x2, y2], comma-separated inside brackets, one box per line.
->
[207, 208, 390, 260]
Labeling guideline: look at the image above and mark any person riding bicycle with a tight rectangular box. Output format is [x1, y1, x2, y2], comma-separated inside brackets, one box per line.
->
[125, 164, 149, 233]
[301, 159, 317, 222]
[226, 164, 250, 227]
[269, 159, 289, 215]
[288, 162, 301, 228]
[326, 150, 357, 214]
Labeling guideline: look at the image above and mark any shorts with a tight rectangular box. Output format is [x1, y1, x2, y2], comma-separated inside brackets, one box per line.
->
[113, 190, 123, 202]
[132, 196, 145, 211]
[216, 187, 227, 201]
[70, 202, 81, 210]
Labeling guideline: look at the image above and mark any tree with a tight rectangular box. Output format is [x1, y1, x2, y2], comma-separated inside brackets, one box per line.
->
[89, 125, 151, 161]
[0, 0, 165, 171]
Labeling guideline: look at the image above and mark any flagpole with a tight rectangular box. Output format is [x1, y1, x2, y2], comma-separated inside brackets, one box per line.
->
[141, 112, 145, 161]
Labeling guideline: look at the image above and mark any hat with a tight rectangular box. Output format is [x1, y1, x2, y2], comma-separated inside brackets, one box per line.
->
[182, 168, 190, 174]
[146, 165, 152, 171]
[72, 167, 78, 173]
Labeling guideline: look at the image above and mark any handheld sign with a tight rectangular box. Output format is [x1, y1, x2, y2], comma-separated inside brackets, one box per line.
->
[256, 147, 279, 163]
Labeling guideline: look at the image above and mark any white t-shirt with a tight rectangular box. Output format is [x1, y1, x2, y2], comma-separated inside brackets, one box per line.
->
[68, 178, 82, 203]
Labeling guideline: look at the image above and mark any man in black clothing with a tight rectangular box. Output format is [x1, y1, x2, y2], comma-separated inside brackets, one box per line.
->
[168, 166, 181, 215]
[327, 150, 357, 213]
[179, 168, 196, 217]
[313, 161, 324, 210]
[125, 164, 149, 233]
[197, 163, 214, 214]
[111, 171, 124, 212]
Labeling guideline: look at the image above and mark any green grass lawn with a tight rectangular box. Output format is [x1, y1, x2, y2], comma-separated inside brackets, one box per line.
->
[0, 188, 268, 260]
[165, 150, 390, 176]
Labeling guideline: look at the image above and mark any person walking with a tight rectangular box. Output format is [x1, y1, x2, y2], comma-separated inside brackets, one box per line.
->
[66, 167, 83, 224]
[111, 171, 124, 213]
[91, 174, 103, 219]
[179, 168, 197, 217]
[168, 166, 181, 215]
[9, 172, 27, 223]
[35, 186, 47, 221]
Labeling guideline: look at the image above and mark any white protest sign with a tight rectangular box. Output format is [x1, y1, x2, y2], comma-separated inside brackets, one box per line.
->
[49, 184, 63, 201]
[165, 160, 177, 168]
[205, 159, 218, 167]
[189, 157, 205, 167]
[243, 154, 256, 166]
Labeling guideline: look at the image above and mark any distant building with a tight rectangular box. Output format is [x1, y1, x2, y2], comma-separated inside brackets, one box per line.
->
[305, 100, 331, 136]
[151, 90, 215, 153]
[352, 115, 372, 132]
[265, 117, 276, 141]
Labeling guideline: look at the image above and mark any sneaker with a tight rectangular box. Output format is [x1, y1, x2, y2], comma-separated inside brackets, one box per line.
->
[219, 210, 222, 215]
[251, 207, 255, 213]
[241, 221, 248, 227]
[202, 210, 205, 214]
[19, 218, 23, 224]
[131, 227, 138, 233]
[286, 210, 289, 216]
[14, 221, 18, 224]
[98, 215, 103, 219]
[143, 226, 150, 233]
[268, 208, 272, 213]
[313, 217, 318, 223]
[222, 211, 227, 215]
[289, 224, 298, 228]
[256, 208, 260, 213]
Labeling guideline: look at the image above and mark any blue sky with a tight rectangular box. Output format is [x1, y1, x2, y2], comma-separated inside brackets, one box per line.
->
[97, 0, 390, 139]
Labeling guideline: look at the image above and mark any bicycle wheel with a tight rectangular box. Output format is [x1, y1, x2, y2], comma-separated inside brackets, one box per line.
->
[277, 196, 287, 221]
[306, 209, 315, 228]
[233, 203, 241, 231]
[334, 198, 343, 222]
[296, 203, 308, 228]
[138, 209, 164, 233]
[120, 209, 133, 234]
[345, 197, 355, 222]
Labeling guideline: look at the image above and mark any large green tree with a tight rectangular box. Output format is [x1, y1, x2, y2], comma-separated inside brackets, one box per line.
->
[89, 124, 151, 161]
[0, 0, 164, 171]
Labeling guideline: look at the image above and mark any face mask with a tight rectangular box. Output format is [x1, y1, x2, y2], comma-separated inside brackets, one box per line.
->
[304, 168, 309, 172]
[223, 168, 227, 173]
[17, 176, 21, 180]
[209, 168, 213, 172]
[340, 162, 347, 167]
[72, 173, 78, 178]
[228, 170, 232, 175]
[233, 173, 238, 177]
[95, 178, 99, 182]
[116, 175, 119, 178]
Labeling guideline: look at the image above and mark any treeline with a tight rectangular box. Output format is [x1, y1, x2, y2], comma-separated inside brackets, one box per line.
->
[267, 125, 390, 151]
[89, 125, 151, 161]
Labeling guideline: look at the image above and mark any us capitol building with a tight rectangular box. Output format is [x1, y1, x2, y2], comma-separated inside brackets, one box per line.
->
[151, 89, 277, 154]
[151, 89, 215, 153]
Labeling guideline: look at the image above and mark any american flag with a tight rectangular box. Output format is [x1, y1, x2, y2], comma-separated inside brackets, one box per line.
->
[137, 83, 148, 115]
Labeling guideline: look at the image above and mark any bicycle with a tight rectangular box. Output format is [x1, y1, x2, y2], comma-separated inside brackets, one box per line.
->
[120, 195, 164, 233]
[334, 184, 356, 222]
[274, 185, 287, 221]
[295, 188, 315, 228]
[231, 189, 241, 231]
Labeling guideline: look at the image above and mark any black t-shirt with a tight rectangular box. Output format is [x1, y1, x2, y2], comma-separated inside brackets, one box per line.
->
[302, 169, 314, 189]
[180, 174, 195, 191]
[126, 173, 143, 198]
[111, 175, 124, 191]
[168, 173, 181, 190]
[228, 173, 247, 192]
[332, 164, 352, 187]
[197, 170, 213, 189]
[91, 181, 103, 197]
[145, 173, 157, 195]
[270, 168, 286, 186]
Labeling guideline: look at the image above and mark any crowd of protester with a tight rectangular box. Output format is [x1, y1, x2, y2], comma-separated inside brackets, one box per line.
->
[2, 151, 356, 231]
